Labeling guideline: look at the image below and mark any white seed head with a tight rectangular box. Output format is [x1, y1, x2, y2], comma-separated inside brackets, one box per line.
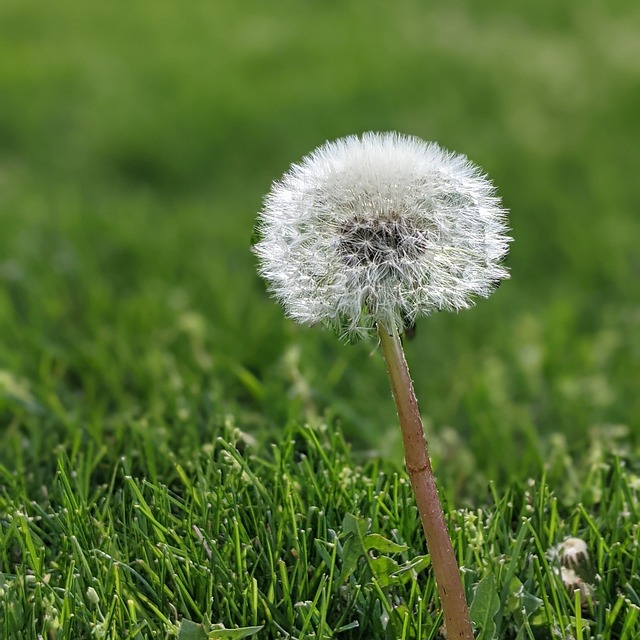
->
[560, 567, 594, 607]
[560, 537, 590, 567]
[253, 132, 511, 340]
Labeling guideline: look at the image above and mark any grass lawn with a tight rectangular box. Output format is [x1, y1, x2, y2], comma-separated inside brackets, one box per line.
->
[1, 0, 639, 638]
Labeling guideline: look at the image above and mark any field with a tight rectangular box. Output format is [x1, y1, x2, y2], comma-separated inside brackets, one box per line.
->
[1, 1, 639, 638]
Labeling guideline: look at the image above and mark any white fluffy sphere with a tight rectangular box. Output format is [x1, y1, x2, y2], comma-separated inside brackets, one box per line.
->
[254, 132, 511, 340]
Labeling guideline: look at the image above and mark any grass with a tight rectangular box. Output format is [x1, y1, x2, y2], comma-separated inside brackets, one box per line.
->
[1, 0, 639, 637]
[1, 423, 639, 638]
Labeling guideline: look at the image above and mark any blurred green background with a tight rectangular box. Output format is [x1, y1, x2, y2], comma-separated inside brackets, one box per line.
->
[1, 0, 639, 495]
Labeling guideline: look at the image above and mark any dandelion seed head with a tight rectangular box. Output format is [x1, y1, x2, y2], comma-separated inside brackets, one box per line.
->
[560, 537, 590, 567]
[254, 132, 511, 340]
[561, 567, 594, 607]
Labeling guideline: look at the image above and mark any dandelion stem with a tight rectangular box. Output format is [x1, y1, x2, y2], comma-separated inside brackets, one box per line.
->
[377, 323, 473, 640]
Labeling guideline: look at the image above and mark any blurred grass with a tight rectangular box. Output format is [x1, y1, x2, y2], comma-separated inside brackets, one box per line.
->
[1, 0, 639, 493]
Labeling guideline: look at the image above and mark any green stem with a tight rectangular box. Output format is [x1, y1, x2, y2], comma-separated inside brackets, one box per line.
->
[377, 323, 473, 640]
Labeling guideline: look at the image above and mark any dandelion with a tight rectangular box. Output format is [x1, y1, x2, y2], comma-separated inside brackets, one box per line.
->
[254, 132, 511, 639]
[560, 537, 590, 568]
[561, 567, 594, 609]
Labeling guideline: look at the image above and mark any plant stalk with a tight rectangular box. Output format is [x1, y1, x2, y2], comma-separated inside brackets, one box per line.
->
[377, 323, 473, 639]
